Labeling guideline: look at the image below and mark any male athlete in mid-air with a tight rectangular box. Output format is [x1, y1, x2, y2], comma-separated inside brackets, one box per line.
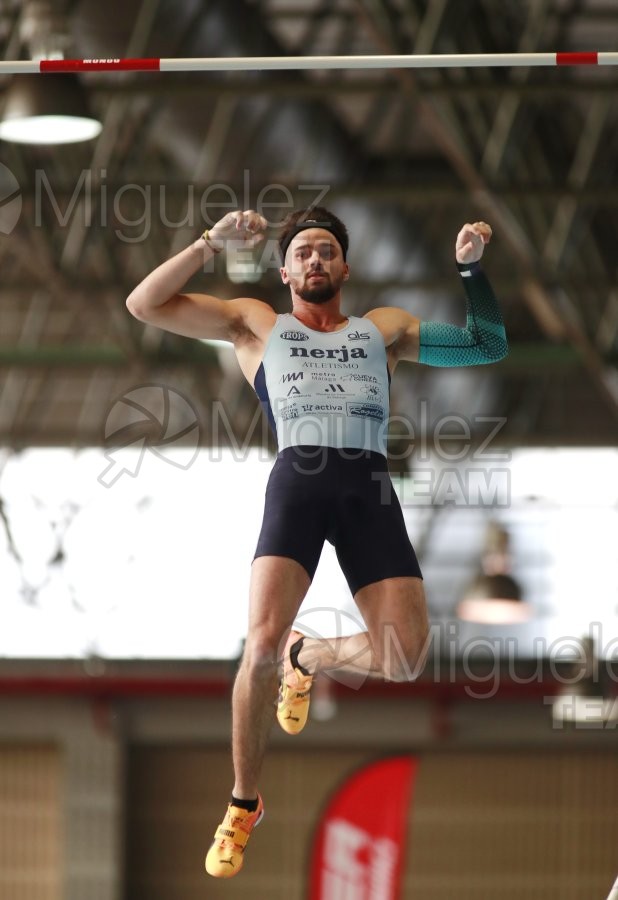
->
[126, 207, 507, 877]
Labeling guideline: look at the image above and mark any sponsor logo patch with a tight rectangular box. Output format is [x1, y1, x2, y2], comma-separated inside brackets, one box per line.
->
[347, 330, 370, 340]
[346, 402, 384, 421]
[345, 374, 378, 383]
[280, 330, 309, 341]
[281, 405, 300, 420]
[281, 372, 304, 383]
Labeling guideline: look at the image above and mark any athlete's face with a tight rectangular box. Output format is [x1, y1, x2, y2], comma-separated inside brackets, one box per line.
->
[281, 229, 349, 304]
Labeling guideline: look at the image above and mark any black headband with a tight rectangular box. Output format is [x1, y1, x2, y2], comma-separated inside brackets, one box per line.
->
[279, 219, 348, 262]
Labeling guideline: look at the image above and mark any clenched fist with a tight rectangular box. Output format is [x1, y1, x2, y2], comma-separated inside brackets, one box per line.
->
[205, 209, 268, 252]
[455, 221, 492, 265]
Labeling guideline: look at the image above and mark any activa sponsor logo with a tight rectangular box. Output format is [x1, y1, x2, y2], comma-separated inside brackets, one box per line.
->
[347, 330, 370, 340]
[280, 330, 309, 341]
[290, 346, 367, 362]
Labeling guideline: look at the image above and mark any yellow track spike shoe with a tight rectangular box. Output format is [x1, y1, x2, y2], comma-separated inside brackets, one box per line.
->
[277, 631, 314, 735]
[205, 794, 264, 878]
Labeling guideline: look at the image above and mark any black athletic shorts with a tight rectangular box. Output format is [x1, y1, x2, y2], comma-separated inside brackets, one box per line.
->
[254, 445, 422, 596]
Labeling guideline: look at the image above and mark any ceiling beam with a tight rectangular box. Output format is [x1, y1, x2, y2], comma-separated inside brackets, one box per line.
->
[353, 0, 618, 423]
[481, 0, 551, 177]
[543, 95, 612, 266]
[59, 0, 163, 271]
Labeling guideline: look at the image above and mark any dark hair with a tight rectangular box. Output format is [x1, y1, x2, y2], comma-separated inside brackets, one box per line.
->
[278, 206, 349, 262]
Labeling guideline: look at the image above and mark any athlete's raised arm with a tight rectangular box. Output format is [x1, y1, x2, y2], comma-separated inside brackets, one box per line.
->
[369, 221, 508, 371]
[125, 210, 273, 343]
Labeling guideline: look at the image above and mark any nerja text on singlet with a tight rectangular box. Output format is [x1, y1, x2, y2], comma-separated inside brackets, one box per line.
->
[254, 314, 390, 455]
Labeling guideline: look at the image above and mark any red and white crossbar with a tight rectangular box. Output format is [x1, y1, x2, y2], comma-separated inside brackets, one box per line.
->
[0, 52, 616, 74]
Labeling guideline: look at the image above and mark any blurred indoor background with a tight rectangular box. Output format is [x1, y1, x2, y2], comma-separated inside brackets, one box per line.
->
[0, 1, 617, 898]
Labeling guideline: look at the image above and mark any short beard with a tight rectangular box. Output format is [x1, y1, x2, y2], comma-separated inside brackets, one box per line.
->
[297, 275, 339, 305]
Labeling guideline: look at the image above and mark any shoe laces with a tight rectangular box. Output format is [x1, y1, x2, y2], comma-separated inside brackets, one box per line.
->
[283, 669, 313, 695]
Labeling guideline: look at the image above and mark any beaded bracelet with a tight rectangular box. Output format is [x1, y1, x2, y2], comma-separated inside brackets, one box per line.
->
[201, 229, 223, 253]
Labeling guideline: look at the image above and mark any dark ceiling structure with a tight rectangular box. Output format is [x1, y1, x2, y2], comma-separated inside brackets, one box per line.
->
[1, 0, 618, 452]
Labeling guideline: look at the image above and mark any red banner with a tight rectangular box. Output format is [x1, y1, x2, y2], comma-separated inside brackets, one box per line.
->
[309, 756, 418, 900]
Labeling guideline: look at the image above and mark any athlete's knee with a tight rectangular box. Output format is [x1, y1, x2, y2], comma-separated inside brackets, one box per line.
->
[380, 651, 425, 683]
[240, 632, 282, 678]
[378, 623, 430, 682]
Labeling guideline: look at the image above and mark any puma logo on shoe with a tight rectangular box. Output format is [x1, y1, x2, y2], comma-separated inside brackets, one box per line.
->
[205, 794, 264, 878]
[285, 712, 300, 722]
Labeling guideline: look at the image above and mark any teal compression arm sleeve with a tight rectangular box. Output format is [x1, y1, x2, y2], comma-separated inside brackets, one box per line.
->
[418, 262, 508, 366]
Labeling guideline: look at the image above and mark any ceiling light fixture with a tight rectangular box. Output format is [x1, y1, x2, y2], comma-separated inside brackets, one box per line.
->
[0, 73, 102, 145]
[456, 521, 533, 624]
[0, 1, 102, 146]
[551, 636, 618, 725]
